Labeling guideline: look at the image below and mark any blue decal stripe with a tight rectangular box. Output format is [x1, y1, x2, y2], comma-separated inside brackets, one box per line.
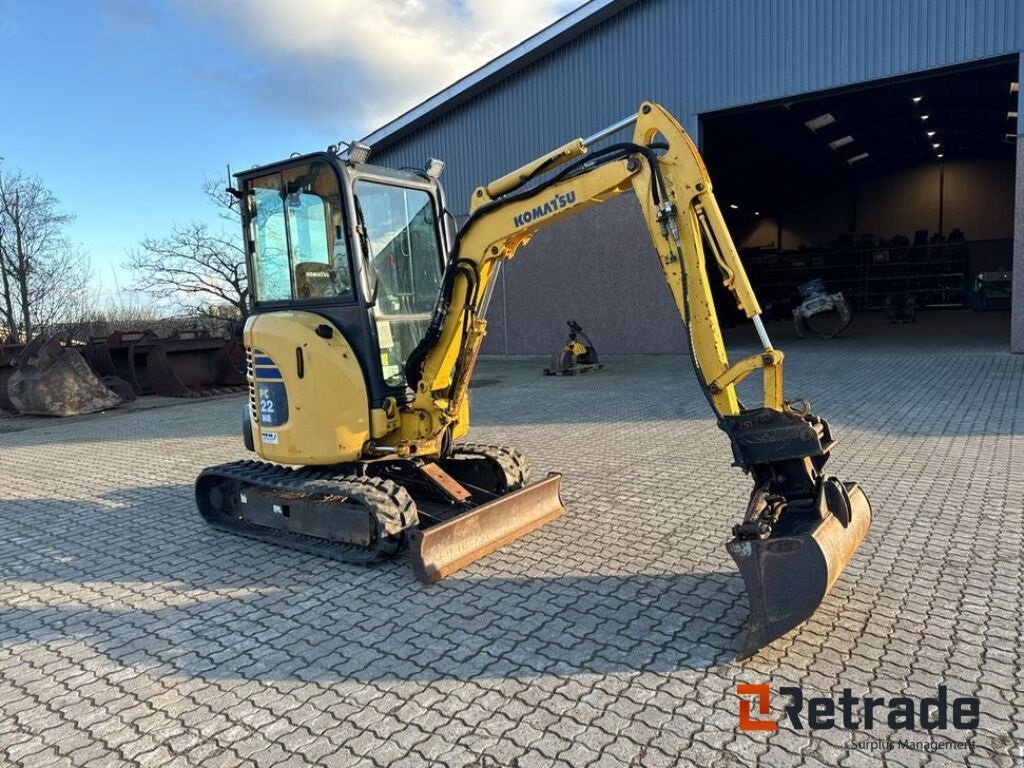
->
[254, 356, 275, 366]
[254, 366, 283, 379]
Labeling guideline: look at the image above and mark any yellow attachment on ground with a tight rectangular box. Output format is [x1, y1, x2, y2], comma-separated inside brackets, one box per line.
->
[245, 311, 370, 464]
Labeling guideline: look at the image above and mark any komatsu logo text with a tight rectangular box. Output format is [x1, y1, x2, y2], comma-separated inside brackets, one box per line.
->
[513, 191, 576, 227]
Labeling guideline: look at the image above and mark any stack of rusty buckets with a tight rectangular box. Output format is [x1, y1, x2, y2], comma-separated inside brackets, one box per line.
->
[1, 328, 245, 417]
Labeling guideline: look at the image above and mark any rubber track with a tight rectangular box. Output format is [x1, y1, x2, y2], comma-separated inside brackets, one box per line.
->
[196, 460, 416, 563]
[451, 443, 531, 489]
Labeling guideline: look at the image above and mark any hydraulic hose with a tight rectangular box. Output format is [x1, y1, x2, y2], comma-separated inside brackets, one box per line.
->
[404, 143, 667, 390]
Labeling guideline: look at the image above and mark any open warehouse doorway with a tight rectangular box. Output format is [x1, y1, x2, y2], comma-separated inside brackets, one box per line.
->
[702, 56, 1020, 350]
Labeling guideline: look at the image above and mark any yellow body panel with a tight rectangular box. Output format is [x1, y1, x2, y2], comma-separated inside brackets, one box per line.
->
[245, 312, 370, 465]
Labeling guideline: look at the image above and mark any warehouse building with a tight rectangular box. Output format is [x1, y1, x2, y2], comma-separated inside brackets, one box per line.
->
[365, 0, 1024, 353]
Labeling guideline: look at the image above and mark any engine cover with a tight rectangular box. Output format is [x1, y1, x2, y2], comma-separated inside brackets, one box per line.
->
[245, 311, 370, 465]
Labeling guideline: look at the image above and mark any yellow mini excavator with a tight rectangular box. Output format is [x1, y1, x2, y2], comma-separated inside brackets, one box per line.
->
[196, 102, 871, 656]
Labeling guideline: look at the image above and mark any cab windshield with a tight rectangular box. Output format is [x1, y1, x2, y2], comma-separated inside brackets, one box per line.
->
[354, 180, 444, 386]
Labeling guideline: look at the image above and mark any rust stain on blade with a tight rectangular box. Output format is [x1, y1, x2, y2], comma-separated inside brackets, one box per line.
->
[409, 473, 565, 583]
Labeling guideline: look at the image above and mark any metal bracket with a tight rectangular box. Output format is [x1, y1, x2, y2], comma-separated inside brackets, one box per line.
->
[418, 462, 473, 502]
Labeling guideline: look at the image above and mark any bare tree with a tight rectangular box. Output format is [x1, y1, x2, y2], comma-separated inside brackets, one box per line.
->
[0, 166, 91, 339]
[126, 180, 248, 320]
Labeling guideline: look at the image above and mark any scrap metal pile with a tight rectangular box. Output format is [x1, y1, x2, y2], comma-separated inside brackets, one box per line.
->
[0, 328, 245, 417]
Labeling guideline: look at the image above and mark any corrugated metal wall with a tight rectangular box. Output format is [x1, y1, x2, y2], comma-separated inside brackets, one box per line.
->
[373, 0, 1024, 213]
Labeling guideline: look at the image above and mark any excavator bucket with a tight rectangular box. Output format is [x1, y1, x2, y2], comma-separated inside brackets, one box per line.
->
[0, 343, 25, 412]
[84, 330, 161, 395]
[146, 332, 246, 397]
[408, 473, 566, 582]
[7, 335, 124, 416]
[727, 481, 872, 658]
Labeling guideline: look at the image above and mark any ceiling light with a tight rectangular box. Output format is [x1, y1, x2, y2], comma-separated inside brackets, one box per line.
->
[804, 113, 836, 131]
[937, 153, 944, 159]
[847, 152, 869, 164]
[828, 135, 854, 149]
[926, 130, 936, 137]
[912, 96, 923, 103]
[1011, 82, 1019, 94]
[932, 142, 941, 149]
[1009, 111, 1019, 119]
[754, 211, 760, 216]
[729, 203, 739, 210]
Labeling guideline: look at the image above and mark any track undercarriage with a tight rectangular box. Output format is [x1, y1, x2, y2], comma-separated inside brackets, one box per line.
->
[195, 444, 565, 580]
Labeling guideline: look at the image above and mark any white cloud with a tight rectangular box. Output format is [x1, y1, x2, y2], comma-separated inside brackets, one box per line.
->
[183, 0, 581, 132]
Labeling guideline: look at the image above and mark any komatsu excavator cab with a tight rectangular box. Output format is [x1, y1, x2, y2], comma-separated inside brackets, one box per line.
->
[239, 152, 450, 424]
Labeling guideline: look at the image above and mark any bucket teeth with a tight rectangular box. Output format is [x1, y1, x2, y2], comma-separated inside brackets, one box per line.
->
[728, 482, 871, 658]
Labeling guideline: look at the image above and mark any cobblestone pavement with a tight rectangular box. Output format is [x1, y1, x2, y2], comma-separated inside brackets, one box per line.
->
[1, 341, 1022, 767]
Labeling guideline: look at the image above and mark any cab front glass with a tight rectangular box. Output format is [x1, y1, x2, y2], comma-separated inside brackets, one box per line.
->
[354, 180, 445, 386]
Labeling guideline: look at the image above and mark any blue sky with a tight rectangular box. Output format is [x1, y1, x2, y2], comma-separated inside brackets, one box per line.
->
[1, 0, 577, 303]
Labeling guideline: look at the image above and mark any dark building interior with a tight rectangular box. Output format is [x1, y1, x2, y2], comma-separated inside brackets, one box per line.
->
[702, 57, 1018, 332]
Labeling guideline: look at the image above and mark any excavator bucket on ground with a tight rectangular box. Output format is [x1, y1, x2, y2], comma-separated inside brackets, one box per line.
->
[84, 330, 160, 395]
[7, 335, 125, 416]
[85, 329, 245, 398]
[0, 343, 25, 412]
[147, 331, 245, 397]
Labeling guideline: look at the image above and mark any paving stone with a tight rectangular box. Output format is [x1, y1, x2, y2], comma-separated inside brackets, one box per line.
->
[0, 352, 1020, 767]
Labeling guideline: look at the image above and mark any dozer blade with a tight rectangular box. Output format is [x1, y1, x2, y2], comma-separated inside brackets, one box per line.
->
[7, 336, 124, 417]
[727, 482, 871, 659]
[409, 473, 565, 583]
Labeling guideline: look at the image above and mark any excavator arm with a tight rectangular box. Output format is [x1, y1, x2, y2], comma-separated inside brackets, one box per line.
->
[402, 102, 871, 657]
[404, 103, 778, 436]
